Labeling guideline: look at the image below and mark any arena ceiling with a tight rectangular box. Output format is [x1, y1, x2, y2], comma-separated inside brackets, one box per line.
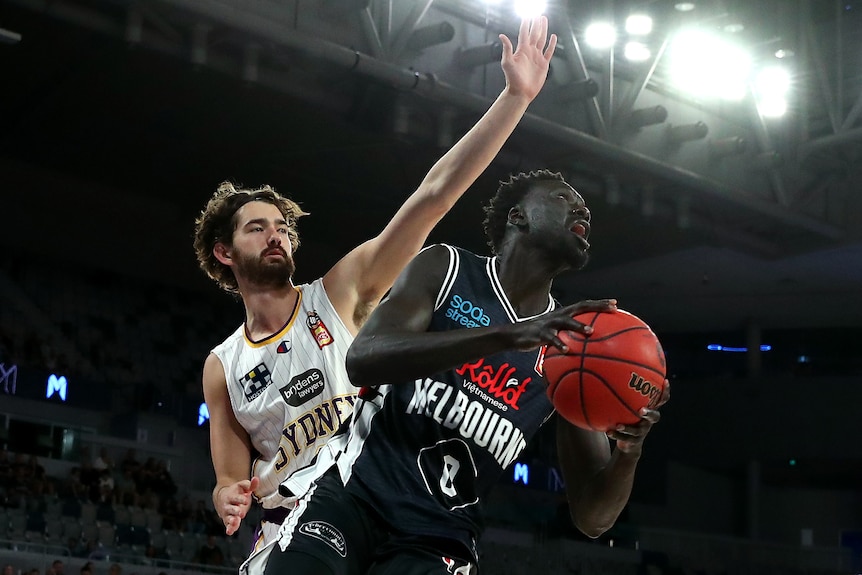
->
[2, 0, 862, 334]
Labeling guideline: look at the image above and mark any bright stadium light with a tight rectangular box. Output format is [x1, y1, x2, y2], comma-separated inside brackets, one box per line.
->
[669, 29, 751, 101]
[756, 65, 791, 96]
[758, 97, 788, 118]
[755, 66, 790, 118]
[585, 22, 617, 49]
[624, 41, 651, 61]
[513, 0, 546, 19]
[625, 14, 653, 36]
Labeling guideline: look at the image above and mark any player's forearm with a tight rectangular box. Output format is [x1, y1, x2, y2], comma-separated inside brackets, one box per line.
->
[415, 88, 532, 208]
[568, 449, 641, 538]
[346, 325, 519, 387]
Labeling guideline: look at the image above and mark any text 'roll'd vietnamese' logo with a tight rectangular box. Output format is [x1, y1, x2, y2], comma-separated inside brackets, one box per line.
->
[445, 294, 491, 329]
[456, 358, 529, 410]
[279, 368, 326, 407]
[240, 363, 272, 402]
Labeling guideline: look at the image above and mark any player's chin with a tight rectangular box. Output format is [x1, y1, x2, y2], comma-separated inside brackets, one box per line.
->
[569, 249, 590, 270]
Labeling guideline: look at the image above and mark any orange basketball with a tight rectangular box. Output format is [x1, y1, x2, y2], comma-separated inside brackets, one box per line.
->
[542, 309, 667, 432]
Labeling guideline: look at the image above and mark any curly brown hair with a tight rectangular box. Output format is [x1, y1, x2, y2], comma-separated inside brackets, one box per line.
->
[481, 169, 566, 254]
[193, 181, 309, 294]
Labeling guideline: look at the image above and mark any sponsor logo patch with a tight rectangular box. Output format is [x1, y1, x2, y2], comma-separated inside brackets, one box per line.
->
[239, 363, 272, 402]
[279, 368, 325, 407]
[298, 521, 346, 557]
[276, 339, 291, 354]
[456, 358, 529, 410]
[445, 294, 491, 328]
[306, 311, 333, 349]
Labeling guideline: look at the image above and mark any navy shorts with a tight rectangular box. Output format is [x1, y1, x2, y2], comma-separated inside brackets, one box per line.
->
[264, 467, 476, 575]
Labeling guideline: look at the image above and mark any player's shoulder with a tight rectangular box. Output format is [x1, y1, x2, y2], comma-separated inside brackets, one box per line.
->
[415, 242, 474, 265]
[202, 352, 227, 390]
[211, 324, 245, 354]
[400, 243, 460, 279]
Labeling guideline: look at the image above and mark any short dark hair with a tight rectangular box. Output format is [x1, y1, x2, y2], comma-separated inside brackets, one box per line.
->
[482, 169, 566, 254]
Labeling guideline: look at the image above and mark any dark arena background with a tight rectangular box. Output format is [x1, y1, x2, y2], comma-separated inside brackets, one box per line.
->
[2, 1, 862, 574]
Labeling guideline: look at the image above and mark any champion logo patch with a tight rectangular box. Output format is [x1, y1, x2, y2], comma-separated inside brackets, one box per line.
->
[298, 521, 346, 557]
[276, 340, 291, 354]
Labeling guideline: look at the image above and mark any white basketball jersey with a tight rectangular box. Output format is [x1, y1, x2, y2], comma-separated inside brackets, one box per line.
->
[212, 278, 357, 513]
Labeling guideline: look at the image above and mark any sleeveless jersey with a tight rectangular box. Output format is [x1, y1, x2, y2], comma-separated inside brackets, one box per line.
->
[336, 244, 556, 554]
[212, 277, 357, 515]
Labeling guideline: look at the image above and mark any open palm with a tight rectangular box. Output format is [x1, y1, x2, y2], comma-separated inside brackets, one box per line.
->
[500, 16, 558, 101]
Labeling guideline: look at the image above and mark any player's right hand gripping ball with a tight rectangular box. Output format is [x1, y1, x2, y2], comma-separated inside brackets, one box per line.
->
[543, 309, 667, 432]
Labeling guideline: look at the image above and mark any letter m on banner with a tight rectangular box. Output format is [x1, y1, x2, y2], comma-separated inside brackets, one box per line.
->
[46, 374, 67, 401]
[513, 462, 529, 485]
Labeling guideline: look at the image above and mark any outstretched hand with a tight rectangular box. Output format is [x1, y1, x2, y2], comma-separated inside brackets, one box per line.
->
[215, 476, 260, 536]
[499, 15, 558, 100]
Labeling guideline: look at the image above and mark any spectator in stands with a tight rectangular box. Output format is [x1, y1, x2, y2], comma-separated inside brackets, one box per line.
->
[7, 452, 30, 506]
[78, 458, 100, 502]
[79, 446, 92, 467]
[79, 562, 93, 575]
[195, 535, 225, 570]
[93, 448, 114, 471]
[86, 536, 111, 561]
[11, 452, 30, 480]
[50, 561, 64, 575]
[119, 449, 140, 476]
[159, 496, 182, 531]
[68, 535, 89, 558]
[144, 544, 170, 568]
[2, 564, 15, 575]
[107, 564, 121, 575]
[97, 469, 115, 503]
[151, 459, 176, 501]
[188, 499, 212, 534]
[114, 467, 137, 507]
[177, 495, 194, 532]
[59, 466, 87, 501]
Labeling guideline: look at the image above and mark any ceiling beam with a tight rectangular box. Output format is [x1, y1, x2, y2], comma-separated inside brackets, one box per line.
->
[7, 0, 847, 241]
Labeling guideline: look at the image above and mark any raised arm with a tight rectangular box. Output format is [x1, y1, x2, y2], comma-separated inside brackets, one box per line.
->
[202, 353, 259, 536]
[345, 245, 615, 387]
[324, 16, 558, 332]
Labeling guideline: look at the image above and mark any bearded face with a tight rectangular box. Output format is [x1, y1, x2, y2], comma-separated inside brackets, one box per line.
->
[232, 243, 295, 288]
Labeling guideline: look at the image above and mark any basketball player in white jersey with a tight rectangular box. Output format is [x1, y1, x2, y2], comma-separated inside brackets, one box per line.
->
[192, 15, 559, 557]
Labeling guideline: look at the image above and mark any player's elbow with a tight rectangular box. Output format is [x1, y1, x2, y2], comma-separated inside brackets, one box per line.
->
[345, 339, 375, 388]
[413, 179, 459, 218]
[570, 507, 615, 539]
[575, 520, 612, 540]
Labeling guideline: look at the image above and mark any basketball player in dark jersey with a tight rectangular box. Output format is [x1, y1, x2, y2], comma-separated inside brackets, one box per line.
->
[251, 169, 669, 575]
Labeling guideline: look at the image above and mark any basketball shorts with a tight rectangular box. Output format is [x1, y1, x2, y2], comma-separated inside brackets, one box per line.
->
[248, 466, 477, 575]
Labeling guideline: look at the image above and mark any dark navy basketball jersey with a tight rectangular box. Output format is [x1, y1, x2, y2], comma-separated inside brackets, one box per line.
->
[335, 244, 557, 554]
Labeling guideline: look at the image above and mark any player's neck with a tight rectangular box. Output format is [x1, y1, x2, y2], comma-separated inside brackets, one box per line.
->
[242, 283, 299, 337]
[495, 250, 555, 316]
